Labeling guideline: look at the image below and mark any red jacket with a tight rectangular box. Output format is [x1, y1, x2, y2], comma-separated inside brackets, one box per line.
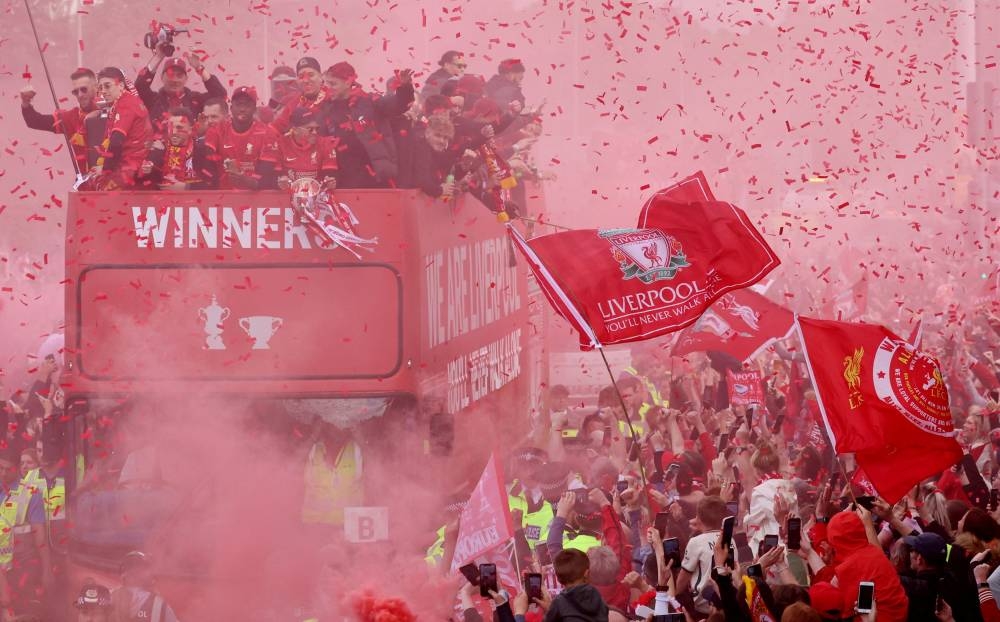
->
[594, 505, 633, 612]
[827, 512, 908, 622]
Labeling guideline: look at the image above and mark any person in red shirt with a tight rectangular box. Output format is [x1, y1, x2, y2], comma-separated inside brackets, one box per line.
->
[138, 106, 212, 190]
[92, 67, 152, 190]
[270, 57, 331, 134]
[203, 86, 280, 190]
[19, 67, 99, 174]
[276, 108, 338, 189]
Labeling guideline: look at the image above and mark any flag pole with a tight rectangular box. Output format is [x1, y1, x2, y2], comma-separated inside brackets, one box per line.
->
[795, 315, 859, 505]
[507, 224, 651, 495]
[22, 0, 83, 181]
[598, 348, 650, 491]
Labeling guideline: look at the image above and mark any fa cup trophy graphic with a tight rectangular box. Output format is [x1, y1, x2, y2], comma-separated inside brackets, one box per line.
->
[290, 177, 377, 259]
[198, 294, 230, 350]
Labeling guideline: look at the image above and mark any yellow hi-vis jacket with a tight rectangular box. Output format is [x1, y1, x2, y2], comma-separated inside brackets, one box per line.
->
[24, 469, 67, 554]
[301, 440, 363, 526]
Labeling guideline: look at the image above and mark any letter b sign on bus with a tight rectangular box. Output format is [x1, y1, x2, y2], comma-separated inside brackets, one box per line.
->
[344, 507, 389, 543]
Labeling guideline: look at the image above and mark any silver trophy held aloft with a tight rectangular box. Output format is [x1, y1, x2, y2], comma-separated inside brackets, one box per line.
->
[290, 177, 377, 259]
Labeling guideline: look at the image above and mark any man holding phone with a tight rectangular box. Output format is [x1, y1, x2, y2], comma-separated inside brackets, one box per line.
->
[676, 496, 727, 617]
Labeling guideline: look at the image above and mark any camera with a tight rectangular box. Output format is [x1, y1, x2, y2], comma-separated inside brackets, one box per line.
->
[143, 20, 188, 57]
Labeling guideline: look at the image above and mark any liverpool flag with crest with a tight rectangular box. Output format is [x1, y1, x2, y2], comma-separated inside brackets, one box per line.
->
[797, 316, 963, 502]
[506, 185, 779, 350]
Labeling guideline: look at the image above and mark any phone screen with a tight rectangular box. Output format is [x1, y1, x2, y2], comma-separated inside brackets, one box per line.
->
[616, 480, 629, 494]
[759, 534, 779, 556]
[525, 573, 543, 602]
[733, 531, 752, 564]
[662, 537, 681, 567]
[721, 516, 735, 549]
[856, 582, 875, 613]
[459, 563, 480, 586]
[654, 512, 671, 539]
[746, 563, 763, 578]
[725, 500, 739, 517]
[855, 496, 876, 511]
[787, 517, 802, 550]
[716, 432, 729, 454]
[479, 563, 498, 597]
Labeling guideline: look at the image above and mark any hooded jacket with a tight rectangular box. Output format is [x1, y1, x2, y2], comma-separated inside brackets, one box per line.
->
[543, 584, 609, 622]
[827, 512, 909, 622]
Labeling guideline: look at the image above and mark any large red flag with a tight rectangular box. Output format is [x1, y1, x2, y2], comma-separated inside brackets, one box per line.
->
[508, 201, 778, 350]
[672, 288, 795, 361]
[797, 317, 962, 502]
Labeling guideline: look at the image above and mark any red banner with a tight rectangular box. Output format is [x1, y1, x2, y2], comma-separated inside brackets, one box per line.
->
[655, 170, 716, 203]
[727, 370, 765, 406]
[450, 453, 515, 573]
[508, 199, 778, 350]
[797, 317, 963, 502]
[673, 288, 794, 361]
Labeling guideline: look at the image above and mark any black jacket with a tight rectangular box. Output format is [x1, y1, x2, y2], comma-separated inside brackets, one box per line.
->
[485, 74, 525, 110]
[543, 585, 608, 622]
[322, 82, 414, 188]
[900, 567, 982, 622]
[421, 67, 455, 100]
[135, 67, 227, 130]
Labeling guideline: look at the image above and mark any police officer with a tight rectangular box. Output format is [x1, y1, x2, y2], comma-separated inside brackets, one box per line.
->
[0, 445, 48, 618]
[74, 579, 113, 622]
[26, 444, 71, 621]
[111, 551, 180, 622]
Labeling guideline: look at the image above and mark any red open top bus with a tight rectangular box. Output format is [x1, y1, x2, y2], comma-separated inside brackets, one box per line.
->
[60, 188, 541, 616]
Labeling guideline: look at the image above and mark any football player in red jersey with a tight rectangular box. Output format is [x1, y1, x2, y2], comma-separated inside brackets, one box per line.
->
[139, 106, 213, 190]
[276, 108, 338, 190]
[270, 57, 331, 134]
[92, 67, 152, 190]
[19, 67, 99, 173]
[203, 86, 280, 189]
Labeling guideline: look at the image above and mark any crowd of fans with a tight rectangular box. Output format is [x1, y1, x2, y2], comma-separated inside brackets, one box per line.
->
[19, 44, 548, 217]
[427, 309, 1000, 622]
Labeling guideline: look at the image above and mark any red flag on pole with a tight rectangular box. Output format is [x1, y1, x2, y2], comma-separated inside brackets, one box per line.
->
[450, 453, 516, 573]
[797, 316, 962, 502]
[507, 201, 778, 350]
[672, 288, 795, 361]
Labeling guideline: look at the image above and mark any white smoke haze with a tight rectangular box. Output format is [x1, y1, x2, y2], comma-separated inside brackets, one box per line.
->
[0, 0, 997, 618]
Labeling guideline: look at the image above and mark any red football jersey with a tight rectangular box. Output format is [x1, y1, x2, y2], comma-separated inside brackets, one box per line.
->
[204, 120, 280, 189]
[53, 108, 89, 170]
[277, 134, 338, 180]
[103, 91, 152, 173]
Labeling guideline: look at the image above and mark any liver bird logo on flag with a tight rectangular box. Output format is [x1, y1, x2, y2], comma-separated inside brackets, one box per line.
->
[602, 229, 690, 283]
[797, 316, 962, 502]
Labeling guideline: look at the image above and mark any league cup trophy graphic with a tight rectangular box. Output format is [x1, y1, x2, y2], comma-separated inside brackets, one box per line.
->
[198, 294, 230, 350]
[239, 315, 283, 350]
[290, 177, 377, 259]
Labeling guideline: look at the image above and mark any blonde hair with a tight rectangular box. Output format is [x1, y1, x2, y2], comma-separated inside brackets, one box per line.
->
[752, 443, 780, 474]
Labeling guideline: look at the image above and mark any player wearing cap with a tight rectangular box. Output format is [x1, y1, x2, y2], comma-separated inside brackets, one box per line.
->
[92, 67, 152, 190]
[485, 59, 527, 112]
[135, 41, 227, 132]
[203, 86, 280, 190]
[321, 61, 415, 188]
[277, 108, 338, 189]
[270, 57, 332, 134]
[19, 67, 99, 173]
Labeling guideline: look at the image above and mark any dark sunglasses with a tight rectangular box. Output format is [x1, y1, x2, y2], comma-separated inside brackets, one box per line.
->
[71, 87, 90, 95]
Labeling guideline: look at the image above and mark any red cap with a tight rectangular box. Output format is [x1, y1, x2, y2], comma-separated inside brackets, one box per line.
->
[162, 58, 187, 74]
[809, 582, 843, 619]
[231, 86, 258, 104]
